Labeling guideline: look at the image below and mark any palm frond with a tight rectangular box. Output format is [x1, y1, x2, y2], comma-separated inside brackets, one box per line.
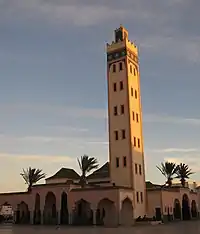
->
[77, 154, 99, 187]
[176, 163, 194, 185]
[20, 167, 46, 191]
[156, 161, 177, 186]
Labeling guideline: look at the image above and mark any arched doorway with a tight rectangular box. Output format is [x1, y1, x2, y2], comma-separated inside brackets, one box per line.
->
[96, 198, 117, 227]
[44, 192, 57, 225]
[173, 199, 181, 220]
[60, 192, 68, 225]
[17, 202, 30, 224]
[120, 198, 133, 226]
[34, 193, 41, 224]
[182, 194, 190, 220]
[191, 200, 197, 218]
[72, 199, 92, 225]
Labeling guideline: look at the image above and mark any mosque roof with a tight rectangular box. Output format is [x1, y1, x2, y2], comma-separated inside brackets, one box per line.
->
[87, 162, 109, 180]
[46, 168, 80, 180]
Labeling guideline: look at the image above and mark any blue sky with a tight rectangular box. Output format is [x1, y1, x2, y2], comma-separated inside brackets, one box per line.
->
[0, 0, 200, 192]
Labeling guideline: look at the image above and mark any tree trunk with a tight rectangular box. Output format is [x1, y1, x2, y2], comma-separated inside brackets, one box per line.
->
[167, 179, 172, 187]
[28, 185, 32, 192]
[181, 178, 185, 187]
[79, 176, 86, 188]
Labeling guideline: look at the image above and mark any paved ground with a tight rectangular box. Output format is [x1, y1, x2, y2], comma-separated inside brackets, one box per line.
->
[0, 221, 200, 234]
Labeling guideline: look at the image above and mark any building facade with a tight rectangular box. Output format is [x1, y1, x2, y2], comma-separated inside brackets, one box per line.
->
[0, 26, 199, 226]
[107, 25, 146, 217]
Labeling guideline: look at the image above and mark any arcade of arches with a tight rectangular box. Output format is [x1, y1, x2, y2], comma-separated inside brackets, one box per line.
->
[172, 195, 198, 221]
[1, 193, 134, 226]
[0, 189, 199, 226]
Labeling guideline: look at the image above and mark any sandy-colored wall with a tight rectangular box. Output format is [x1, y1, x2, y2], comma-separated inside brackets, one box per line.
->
[161, 190, 180, 215]
[46, 178, 79, 184]
[46, 178, 67, 184]
[147, 188, 199, 218]
[108, 61, 132, 188]
[119, 189, 134, 204]
[126, 58, 146, 218]
[87, 177, 110, 186]
[146, 190, 161, 217]
[68, 188, 119, 211]
[107, 30, 146, 218]
[0, 193, 32, 211]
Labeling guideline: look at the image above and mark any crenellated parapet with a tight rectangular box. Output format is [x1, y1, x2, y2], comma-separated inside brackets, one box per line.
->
[106, 25, 139, 64]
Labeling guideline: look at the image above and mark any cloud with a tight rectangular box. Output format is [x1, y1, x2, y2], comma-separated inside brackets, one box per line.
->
[0, 0, 192, 28]
[151, 148, 199, 154]
[1, 0, 199, 64]
[0, 134, 108, 146]
[3, 102, 200, 125]
[144, 114, 200, 126]
[164, 156, 200, 173]
[0, 103, 107, 120]
[139, 35, 200, 64]
[0, 152, 74, 163]
[0, 151, 77, 193]
[3, 102, 200, 128]
[0, 0, 130, 26]
[46, 126, 88, 133]
[86, 141, 108, 145]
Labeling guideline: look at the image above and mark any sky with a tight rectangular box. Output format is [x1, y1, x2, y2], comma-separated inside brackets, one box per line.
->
[0, 0, 200, 192]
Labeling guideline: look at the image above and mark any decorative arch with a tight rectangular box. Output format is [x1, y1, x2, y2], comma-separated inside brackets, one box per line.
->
[34, 193, 41, 224]
[72, 199, 92, 225]
[60, 192, 68, 225]
[108, 59, 126, 71]
[96, 198, 117, 227]
[173, 199, 181, 220]
[120, 197, 133, 226]
[191, 200, 197, 218]
[16, 201, 30, 224]
[182, 194, 190, 220]
[44, 192, 57, 225]
[109, 63, 116, 71]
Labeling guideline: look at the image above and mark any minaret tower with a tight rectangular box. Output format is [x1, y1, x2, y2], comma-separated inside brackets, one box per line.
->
[107, 25, 146, 216]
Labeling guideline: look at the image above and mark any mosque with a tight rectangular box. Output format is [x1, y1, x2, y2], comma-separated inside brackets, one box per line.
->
[0, 26, 199, 226]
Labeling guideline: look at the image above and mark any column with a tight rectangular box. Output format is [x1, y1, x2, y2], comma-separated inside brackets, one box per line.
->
[30, 210, 34, 225]
[118, 202, 122, 225]
[13, 210, 17, 224]
[93, 209, 96, 226]
[68, 213, 72, 225]
[40, 210, 44, 225]
[68, 205, 75, 225]
[57, 210, 61, 225]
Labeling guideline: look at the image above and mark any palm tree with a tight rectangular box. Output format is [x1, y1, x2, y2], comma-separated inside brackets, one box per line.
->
[77, 155, 99, 188]
[20, 167, 46, 192]
[175, 163, 193, 187]
[156, 162, 178, 187]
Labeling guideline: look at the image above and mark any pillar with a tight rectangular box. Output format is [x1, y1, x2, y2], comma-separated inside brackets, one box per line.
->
[41, 210, 44, 225]
[68, 213, 72, 225]
[57, 210, 61, 225]
[93, 209, 96, 225]
[118, 201, 122, 225]
[68, 205, 75, 225]
[13, 210, 17, 224]
[30, 210, 34, 225]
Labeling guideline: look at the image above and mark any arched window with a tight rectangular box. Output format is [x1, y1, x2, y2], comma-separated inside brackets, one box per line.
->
[119, 62, 123, 71]
[113, 64, 116, 73]
[130, 65, 132, 73]
[135, 90, 138, 99]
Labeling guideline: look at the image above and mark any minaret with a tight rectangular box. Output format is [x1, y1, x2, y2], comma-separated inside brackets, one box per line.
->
[106, 25, 146, 216]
